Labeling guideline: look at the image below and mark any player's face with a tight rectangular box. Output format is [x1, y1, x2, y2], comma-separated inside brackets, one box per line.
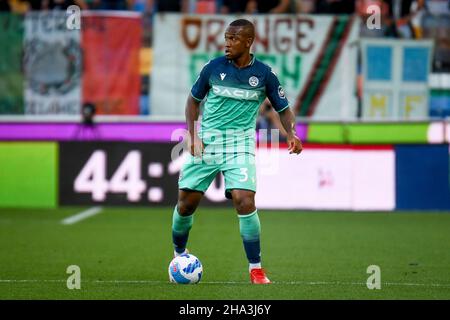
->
[224, 26, 251, 60]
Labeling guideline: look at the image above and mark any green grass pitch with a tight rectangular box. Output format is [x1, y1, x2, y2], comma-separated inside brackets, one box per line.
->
[0, 207, 450, 299]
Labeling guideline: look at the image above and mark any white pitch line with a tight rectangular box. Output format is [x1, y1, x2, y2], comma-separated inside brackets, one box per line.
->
[61, 207, 103, 225]
[1, 279, 450, 288]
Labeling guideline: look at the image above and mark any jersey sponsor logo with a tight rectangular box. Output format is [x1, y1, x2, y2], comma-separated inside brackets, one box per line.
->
[249, 76, 259, 87]
[278, 85, 286, 99]
[220, 73, 226, 80]
[212, 85, 260, 101]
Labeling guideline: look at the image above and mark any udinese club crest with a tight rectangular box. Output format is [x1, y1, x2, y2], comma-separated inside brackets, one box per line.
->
[249, 76, 259, 87]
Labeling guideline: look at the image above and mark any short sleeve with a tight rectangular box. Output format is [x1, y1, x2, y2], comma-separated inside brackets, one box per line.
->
[190, 61, 212, 102]
[265, 68, 289, 112]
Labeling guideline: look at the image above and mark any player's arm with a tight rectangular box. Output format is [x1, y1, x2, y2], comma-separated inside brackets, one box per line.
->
[265, 69, 302, 155]
[187, 61, 212, 156]
[278, 108, 302, 155]
[185, 95, 204, 157]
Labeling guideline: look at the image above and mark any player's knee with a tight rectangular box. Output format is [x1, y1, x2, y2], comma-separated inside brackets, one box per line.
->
[234, 196, 256, 214]
[177, 198, 197, 216]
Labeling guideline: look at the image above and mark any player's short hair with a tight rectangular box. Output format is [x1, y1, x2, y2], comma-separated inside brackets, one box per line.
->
[228, 19, 255, 39]
[229, 19, 254, 28]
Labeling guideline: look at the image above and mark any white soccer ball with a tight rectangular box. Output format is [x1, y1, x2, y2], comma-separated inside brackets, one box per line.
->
[168, 254, 203, 284]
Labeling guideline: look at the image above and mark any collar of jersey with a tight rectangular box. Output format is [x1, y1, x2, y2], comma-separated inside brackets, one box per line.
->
[228, 53, 255, 69]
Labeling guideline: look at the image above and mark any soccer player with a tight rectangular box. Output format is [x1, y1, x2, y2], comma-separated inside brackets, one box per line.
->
[171, 19, 302, 284]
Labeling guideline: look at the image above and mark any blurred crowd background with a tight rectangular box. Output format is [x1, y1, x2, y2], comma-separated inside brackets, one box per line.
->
[0, 0, 449, 130]
[1, 1, 449, 69]
[1, 1, 449, 54]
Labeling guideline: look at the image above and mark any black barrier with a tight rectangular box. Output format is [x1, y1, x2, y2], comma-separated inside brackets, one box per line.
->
[0, 299, 440, 318]
[59, 142, 230, 207]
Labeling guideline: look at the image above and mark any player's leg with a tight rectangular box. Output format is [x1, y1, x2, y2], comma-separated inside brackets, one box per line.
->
[230, 189, 270, 284]
[222, 152, 271, 284]
[230, 189, 259, 267]
[174, 153, 219, 257]
[172, 189, 203, 256]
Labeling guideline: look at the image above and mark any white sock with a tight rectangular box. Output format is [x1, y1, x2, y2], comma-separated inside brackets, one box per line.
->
[174, 249, 188, 257]
[249, 263, 261, 271]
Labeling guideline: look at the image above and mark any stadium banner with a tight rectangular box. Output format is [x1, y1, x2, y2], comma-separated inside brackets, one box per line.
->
[3, 121, 450, 144]
[59, 142, 395, 210]
[0, 122, 189, 142]
[0, 122, 309, 142]
[19, 12, 141, 115]
[0, 13, 24, 115]
[0, 142, 58, 208]
[151, 14, 359, 119]
[81, 11, 142, 115]
[24, 11, 82, 115]
[361, 39, 434, 120]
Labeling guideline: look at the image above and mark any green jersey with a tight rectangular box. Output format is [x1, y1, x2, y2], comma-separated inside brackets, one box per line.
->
[191, 55, 289, 155]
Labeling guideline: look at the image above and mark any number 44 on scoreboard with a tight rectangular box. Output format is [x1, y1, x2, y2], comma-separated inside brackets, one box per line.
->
[74, 150, 147, 202]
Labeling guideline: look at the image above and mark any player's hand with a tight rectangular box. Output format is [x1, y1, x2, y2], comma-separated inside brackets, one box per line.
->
[188, 134, 204, 157]
[287, 134, 303, 155]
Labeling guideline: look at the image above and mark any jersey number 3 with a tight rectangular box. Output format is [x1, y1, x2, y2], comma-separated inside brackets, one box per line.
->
[239, 168, 248, 182]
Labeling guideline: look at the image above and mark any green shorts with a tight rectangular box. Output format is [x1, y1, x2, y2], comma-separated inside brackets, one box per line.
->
[178, 152, 256, 199]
